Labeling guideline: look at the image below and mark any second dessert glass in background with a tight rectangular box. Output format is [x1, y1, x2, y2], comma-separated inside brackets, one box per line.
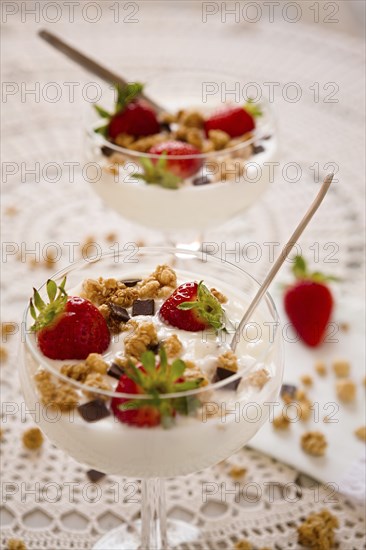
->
[85, 70, 278, 246]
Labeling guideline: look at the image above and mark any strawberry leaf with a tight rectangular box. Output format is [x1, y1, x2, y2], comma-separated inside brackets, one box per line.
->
[115, 82, 143, 112]
[291, 255, 340, 284]
[170, 359, 186, 381]
[46, 279, 57, 302]
[94, 104, 112, 119]
[244, 98, 263, 118]
[30, 279, 68, 332]
[141, 350, 157, 376]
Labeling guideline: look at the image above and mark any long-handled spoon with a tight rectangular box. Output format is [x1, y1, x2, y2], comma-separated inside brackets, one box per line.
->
[231, 173, 334, 351]
[38, 30, 165, 113]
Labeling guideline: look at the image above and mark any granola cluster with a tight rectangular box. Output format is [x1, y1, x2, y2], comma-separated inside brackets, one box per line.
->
[282, 388, 312, 421]
[217, 350, 238, 373]
[355, 426, 366, 441]
[336, 379, 356, 402]
[81, 278, 139, 308]
[163, 334, 182, 358]
[210, 287, 228, 304]
[83, 372, 111, 399]
[332, 359, 350, 378]
[124, 322, 158, 360]
[22, 427, 43, 450]
[301, 431, 327, 456]
[183, 360, 208, 387]
[137, 264, 177, 299]
[7, 539, 27, 550]
[35, 370, 79, 411]
[61, 353, 108, 381]
[272, 412, 291, 430]
[297, 509, 339, 549]
[246, 368, 270, 389]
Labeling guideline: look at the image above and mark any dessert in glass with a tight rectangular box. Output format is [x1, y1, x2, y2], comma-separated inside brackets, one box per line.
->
[84, 70, 278, 241]
[20, 247, 283, 549]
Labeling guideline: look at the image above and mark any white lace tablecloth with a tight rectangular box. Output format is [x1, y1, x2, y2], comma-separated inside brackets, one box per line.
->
[1, 2, 365, 549]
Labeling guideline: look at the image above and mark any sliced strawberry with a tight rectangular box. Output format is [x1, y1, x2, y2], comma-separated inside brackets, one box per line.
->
[284, 256, 337, 347]
[110, 349, 202, 428]
[30, 278, 110, 360]
[159, 282, 224, 332]
[204, 105, 255, 138]
[149, 141, 203, 179]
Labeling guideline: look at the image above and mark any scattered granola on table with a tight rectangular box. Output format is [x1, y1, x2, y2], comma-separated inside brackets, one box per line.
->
[301, 374, 313, 386]
[273, 412, 290, 430]
[297, 509, 339, 550]
[332, 359, 350, 378]
[336, 379, 356, 402]
[235, 541, 252, 550]
[22, 427, 44, 450]
[354, 426, 366, 442]
[228, 465, 247, 480]
[314, 361, 327, 376]
[301, 431, 327, 457]
[7, 539, 27, 550]
[0, 345, 8, 363]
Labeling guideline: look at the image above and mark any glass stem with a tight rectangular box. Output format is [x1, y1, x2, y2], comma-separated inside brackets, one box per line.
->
[141, 478, 168, 550]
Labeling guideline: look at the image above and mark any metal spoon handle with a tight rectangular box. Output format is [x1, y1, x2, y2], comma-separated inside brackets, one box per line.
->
[38, 30, 164, 113]
[231, 173, 334, 351]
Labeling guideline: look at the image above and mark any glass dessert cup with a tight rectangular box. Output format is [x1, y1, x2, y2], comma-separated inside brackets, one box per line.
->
[84, 69, 278, 243]
[20, 248, 283, 549]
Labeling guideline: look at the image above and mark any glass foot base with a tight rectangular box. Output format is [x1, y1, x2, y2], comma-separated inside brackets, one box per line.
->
[93, 519, 200, 549]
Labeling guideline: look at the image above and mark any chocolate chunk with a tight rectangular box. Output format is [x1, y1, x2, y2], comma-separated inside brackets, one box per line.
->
[77, 399, 111, 423]
[193, 175, 211, 186]
[122, 279, 141, 288]
[107, 362, 125, 380]
[160, 122, 171, 132]
[148, 342, 160, 354]
[252, 144, 265, 155]
[86, 469, 106, 482]
[215, 367, 241, 391]
[280, 384, 297, 399]
[132, 299, 155, 316]
[108, 303, 130, 323]
[101, 146, 114, 157]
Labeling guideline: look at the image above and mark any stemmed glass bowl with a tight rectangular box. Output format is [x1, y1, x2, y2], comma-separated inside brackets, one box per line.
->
[19, 247, 283, 549]
[84, 70, 278, 239]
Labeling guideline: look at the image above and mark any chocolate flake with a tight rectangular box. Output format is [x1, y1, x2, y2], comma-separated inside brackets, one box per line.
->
[101, 146, 114, 157]
[215, 367, 241, 390]
[107, 362, 125, 380]
[193, 175, 211, 186]
[108, 303, 130, 323]
[122, 279, 141, 288]
[86, 469, 106, 482]
[280, 384, 297, 399]
[252, 144, 265, 155]
[132, 299, 155, 316]
[77, 399, 111, 423]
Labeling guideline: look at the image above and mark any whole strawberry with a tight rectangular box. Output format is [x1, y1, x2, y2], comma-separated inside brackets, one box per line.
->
[204, 102, 258, 138]
[160, 281, 224, 332]
[149, 141, 203, 179]
[30, 278, 110, 360]
[284, 256, 336, 347]
[94, 82, 160, 139]
[111, 348, 202, 428]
